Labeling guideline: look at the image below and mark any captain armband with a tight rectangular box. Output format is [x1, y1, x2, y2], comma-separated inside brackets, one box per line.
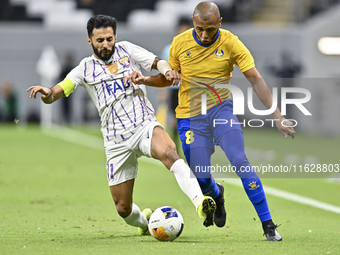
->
[58, 78, 75, 97]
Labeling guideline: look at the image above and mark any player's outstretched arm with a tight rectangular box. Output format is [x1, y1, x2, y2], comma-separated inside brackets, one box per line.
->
[243, 67, 296, 139]
[123, 71, 173, 88]
[152, 57, 182, 86]
[27, 85, 65, 104]
[123, 58, 181, 87]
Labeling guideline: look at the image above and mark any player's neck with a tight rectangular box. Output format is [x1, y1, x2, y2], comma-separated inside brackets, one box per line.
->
[93, 54, 112, 65]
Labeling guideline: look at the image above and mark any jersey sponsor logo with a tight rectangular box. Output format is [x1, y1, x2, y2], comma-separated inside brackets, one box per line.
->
[215, 47, 224, 58]
[118, 56, 130, 68]
[184, 52, 192, 58]
[107, 62, 119, 74]
[106, 78, 130, 95]
[248, 181, 260, 190]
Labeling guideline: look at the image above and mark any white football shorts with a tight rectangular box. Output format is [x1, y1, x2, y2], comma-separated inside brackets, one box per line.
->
[106, 120, 163, 186]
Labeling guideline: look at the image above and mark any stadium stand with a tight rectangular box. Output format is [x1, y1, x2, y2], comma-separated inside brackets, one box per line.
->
[252, 0, 340, 25]
[3, 0, 92, 27]
[1, 0, 340, 28]
[76, 0, 158, 22]
[0, 0, 42, 22]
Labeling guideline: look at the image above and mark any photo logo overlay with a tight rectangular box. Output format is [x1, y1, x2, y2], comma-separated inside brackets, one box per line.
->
[197, 81, 222, 115]
[187, 77, 317, 179]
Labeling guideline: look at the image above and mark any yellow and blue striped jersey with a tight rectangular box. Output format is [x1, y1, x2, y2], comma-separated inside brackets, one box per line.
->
[168, 28, 255, 118]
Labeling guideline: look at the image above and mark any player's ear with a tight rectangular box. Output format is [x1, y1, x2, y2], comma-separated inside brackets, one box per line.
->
[218, 17, 222, 27]
[191, 16, 196, 28]
[87, 37, 92, 46]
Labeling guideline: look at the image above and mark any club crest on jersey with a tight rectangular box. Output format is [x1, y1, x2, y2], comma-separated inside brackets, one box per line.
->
[118, 56, 130, 68]
[215, 47, 224, 58]
[184, 52, 192, 58]
[107, 62, 119, 75]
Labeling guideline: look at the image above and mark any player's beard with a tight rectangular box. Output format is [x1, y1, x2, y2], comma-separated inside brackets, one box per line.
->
[92, 43, 115, 61]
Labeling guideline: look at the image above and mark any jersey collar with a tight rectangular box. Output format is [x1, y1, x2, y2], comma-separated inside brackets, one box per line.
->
[192, 29, 220, 47]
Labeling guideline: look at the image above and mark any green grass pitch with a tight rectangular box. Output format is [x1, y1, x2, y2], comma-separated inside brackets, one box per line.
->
[0, 124, 339, 255]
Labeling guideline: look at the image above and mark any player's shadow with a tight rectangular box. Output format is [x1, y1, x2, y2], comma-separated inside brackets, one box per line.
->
[101, 234, 198, 243]
[132, 236, 200, 243]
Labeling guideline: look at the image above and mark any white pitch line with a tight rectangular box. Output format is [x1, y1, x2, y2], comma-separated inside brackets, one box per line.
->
[215, 177, 340, 214]
[263, 185, 340, 214]
[42, 125, 104, 151]
[43, 125, 340, 214]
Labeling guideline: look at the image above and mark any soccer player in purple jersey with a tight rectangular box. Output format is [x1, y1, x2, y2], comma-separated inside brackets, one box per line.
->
[27, 15, 217, 235]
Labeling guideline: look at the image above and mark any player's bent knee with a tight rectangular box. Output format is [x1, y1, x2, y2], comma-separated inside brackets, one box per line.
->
[115, 202, 132, 218]
[155, 142, 180, 166]
[165, 144, 180, 162]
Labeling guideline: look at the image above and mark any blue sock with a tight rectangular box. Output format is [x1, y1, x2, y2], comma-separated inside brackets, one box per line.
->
[218, 130, 271, 222]
[241, 177, 271, 222]
[184, 147, 220, 199]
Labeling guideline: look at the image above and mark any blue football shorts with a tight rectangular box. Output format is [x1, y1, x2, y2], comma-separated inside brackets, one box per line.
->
[177, 98, 242, 153]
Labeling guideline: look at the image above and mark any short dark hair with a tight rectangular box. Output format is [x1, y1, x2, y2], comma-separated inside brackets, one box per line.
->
[87, 15, 117, 37]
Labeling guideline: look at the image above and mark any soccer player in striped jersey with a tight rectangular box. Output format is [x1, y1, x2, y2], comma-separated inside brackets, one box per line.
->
[124, 2, 296, 241]
[27, 14, 217, 235]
